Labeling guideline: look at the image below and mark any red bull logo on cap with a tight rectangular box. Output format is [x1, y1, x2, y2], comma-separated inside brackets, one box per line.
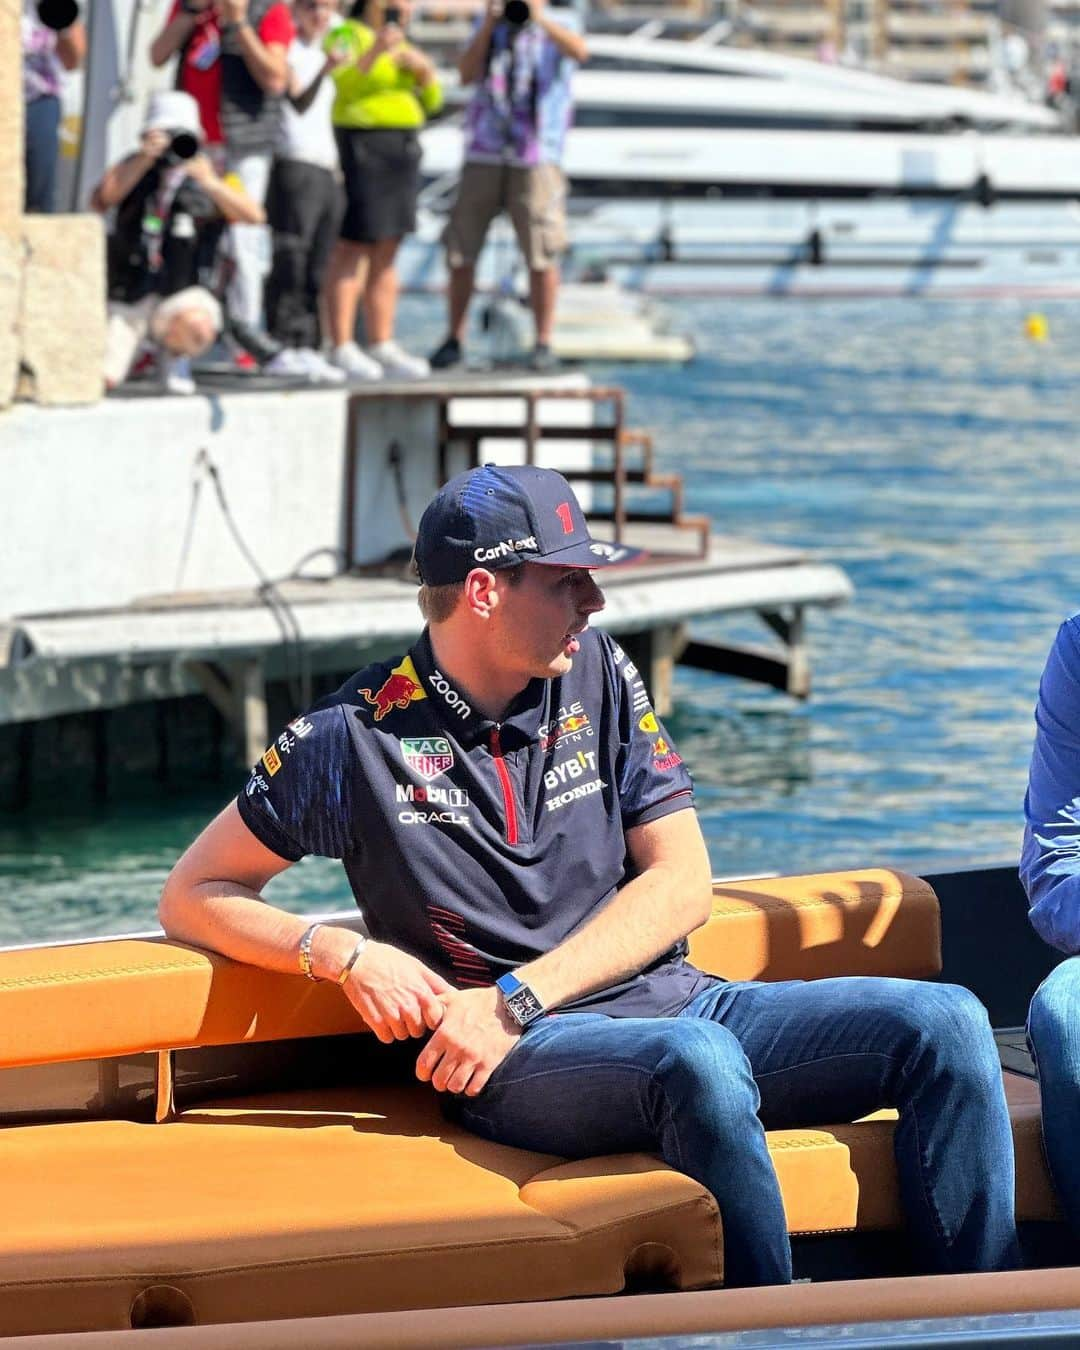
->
[361, 656, 427, 722]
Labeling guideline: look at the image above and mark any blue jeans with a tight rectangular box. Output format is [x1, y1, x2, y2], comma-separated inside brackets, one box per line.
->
[25, 95, 60, 213]
[454, 977, 1020, 1287]
[1028, 957, 1080, 1235]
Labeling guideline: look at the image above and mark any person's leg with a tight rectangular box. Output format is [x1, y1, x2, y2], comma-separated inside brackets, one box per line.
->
[453, 1012, 792, 1288]
[363, 237, 400, 346]
[432, 163, 502, 363]
[24, 95, 61, 213]
[1028, 957, 1080, 1235]
[529, 266, 559, 347]
[223, 149, 273, 331]
[688, 977, 1020, 1274]
[308, 172, 345, 350]
[509, 163, 568, 353]
[325, 239, 370, 348]
[265, 159, 321, 350]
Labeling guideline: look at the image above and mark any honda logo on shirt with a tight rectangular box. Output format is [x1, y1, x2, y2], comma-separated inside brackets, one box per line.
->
[401, 737, 455, 782]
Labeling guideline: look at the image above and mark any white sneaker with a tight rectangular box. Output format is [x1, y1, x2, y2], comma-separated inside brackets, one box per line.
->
[368, 339, 430, 380]
[265, 348, 346, 384]
[295, 347, 347, 384]
[264, 348, 310, 379]
[163, 355, 196, 396]
[330, 341, 384, 381]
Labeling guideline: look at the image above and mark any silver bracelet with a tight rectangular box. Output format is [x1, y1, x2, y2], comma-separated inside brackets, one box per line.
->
[298, 921, 325, 981]
[336, 935, 368, 986]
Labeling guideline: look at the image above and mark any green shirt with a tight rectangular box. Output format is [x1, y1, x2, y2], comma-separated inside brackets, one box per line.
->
[327, 21, 443, 130]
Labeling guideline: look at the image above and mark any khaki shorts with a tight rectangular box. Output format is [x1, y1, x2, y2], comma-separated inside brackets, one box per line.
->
[443, 161, 568, 272]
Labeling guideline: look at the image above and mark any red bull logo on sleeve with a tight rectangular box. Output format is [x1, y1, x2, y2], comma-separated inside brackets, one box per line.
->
[360, 656, 427, 722]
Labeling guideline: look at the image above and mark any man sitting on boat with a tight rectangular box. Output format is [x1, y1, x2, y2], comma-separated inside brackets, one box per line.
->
[1021, 612, 1080, 1238]
[161, 464, 1020, 1287]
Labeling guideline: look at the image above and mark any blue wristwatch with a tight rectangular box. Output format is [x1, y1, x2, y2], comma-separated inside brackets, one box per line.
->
[496, 971, 546, 1027]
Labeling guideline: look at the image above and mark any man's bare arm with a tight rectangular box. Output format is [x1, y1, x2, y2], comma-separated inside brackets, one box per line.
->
[521, 807, 711, 1008]
[159, 801, 452, 1041]
[416, 807, 712, 1095]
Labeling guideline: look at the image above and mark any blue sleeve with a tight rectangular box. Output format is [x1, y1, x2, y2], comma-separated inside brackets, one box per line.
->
[235, 705, 359, 862]
[603, 636, 694, 829]
[1021, 616, 1080, 954]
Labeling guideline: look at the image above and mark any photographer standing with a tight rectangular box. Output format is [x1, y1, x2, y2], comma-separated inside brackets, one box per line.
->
[92, 91, 263, 393]
[323, 0, 442, 380]
[22, 0, 86, 212]
[429, 0, 587, 372]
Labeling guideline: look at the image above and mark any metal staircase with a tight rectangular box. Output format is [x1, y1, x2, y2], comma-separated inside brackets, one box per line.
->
[435, 386, 710, 560]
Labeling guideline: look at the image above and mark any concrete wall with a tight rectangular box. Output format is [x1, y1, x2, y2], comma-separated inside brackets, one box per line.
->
[0, 384, 593, 619]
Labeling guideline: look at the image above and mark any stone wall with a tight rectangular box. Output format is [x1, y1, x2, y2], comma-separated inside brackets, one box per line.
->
[1, 0, 105, 410]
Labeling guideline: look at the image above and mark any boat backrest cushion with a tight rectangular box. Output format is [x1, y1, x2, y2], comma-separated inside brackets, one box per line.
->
[0, 869, 939, 1070]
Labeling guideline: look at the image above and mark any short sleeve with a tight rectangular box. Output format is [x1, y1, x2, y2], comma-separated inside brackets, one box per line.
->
[258, 2, 295, 47]
[236, 705, 358, 861]
[603, 636, 694, 829]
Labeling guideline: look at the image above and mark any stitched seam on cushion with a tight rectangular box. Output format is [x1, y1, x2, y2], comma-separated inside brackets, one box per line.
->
[0, 1197, 720, 1289]
[708, 895, 910, 916]
[0, 961, 205, 992]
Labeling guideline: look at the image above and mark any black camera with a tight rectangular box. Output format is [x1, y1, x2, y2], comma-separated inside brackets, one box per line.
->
[162, 130, 200, 166]
[384, 3, 402, 22]
[503, 0, 529, 25]
[35, 0, 78, 31]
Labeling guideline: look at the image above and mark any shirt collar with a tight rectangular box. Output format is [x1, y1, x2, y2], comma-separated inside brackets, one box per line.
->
[410, 630, 549, 749]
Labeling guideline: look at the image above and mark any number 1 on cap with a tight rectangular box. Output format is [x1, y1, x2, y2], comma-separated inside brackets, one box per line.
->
[555, 502, 574, 535]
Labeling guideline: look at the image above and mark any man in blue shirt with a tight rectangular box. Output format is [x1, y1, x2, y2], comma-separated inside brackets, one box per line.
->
[1022, 613, 1080, 1233]
[161, 464, 1019, 1287]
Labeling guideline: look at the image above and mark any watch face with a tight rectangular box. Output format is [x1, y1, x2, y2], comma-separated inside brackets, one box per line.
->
[507, 984, 544, 1026]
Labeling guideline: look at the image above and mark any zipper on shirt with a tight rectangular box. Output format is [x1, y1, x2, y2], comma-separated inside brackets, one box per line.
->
[489, 727, 519, 846]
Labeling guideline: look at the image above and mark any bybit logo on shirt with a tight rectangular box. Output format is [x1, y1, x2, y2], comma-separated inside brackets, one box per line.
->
[544, 749, 604, 812]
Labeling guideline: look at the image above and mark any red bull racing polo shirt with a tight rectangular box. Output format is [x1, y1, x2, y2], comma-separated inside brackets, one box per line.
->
[236, 627, 712, 1017]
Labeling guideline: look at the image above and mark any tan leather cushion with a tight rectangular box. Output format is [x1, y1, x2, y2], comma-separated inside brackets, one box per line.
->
[691, 870, 941, 983]
[0, 1073, 1058, 1336]
[0, 939, 365, 1069]
[0, 1086, 721, 1336]
[0, 869, 940, 1072]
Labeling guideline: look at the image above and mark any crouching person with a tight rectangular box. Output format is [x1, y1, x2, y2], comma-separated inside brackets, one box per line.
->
[93, 90, 263, 393]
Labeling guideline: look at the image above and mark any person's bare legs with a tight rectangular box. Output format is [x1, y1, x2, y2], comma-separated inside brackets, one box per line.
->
[529, 264, 559, 347]
[325, 239, 369, 348]
[363, 237, 401, 346]
[448, 263, 476, 342]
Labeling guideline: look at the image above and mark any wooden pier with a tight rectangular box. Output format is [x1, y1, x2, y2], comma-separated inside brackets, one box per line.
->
[0, 372, 851, 775]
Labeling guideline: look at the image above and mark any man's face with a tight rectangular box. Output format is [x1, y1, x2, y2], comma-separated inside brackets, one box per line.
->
[491, 563, 605, 681]
[296, 0, 335, 38]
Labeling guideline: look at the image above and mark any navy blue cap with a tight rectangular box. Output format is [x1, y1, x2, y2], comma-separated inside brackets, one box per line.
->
[413, 463, 645, 585]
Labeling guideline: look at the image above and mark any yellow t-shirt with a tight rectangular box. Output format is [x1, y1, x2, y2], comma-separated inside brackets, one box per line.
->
[327, 21, 443, 130]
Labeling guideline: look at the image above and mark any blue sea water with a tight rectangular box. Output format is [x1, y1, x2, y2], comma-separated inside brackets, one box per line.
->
[2, 295, 1079, 944]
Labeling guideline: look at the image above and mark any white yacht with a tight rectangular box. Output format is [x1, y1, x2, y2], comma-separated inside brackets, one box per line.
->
[402, 33, 1080, 298]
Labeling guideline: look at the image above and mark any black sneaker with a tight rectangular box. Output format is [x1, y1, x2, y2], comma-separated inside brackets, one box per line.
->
[430, 336, 463, 370]
[529, 342, 560, 372]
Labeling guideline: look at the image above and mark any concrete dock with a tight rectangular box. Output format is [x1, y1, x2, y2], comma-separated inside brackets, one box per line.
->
[0, 372, 851, 793]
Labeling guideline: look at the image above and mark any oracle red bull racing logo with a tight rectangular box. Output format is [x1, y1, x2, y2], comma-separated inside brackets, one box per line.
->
[360, 656, 427, 722]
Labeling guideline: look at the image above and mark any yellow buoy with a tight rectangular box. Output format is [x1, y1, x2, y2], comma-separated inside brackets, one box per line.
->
[1025, 313, 1050, 342]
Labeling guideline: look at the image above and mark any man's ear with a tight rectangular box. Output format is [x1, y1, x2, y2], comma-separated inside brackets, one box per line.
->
[463, 567, 498, 618]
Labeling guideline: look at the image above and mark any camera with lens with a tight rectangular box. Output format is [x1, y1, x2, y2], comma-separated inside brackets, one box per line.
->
[384, 3, 402, 23]
[35, 0, 78, 31]
[162, 131, 200, 166]
[503, 0, 529, 25]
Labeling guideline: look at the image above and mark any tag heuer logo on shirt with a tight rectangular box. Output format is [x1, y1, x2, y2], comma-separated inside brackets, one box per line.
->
[401, 736, 454, 782]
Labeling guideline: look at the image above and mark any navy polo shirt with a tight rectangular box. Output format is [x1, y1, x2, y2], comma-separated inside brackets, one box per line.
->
[237, 627, 713, 1017]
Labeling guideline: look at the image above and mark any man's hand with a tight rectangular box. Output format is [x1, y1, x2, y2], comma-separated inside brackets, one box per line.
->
[415, 985, 522, 1096]
[372, 20, 404, 53]
[343, 941, 453, 1044]
[139, 128, 171, 160]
